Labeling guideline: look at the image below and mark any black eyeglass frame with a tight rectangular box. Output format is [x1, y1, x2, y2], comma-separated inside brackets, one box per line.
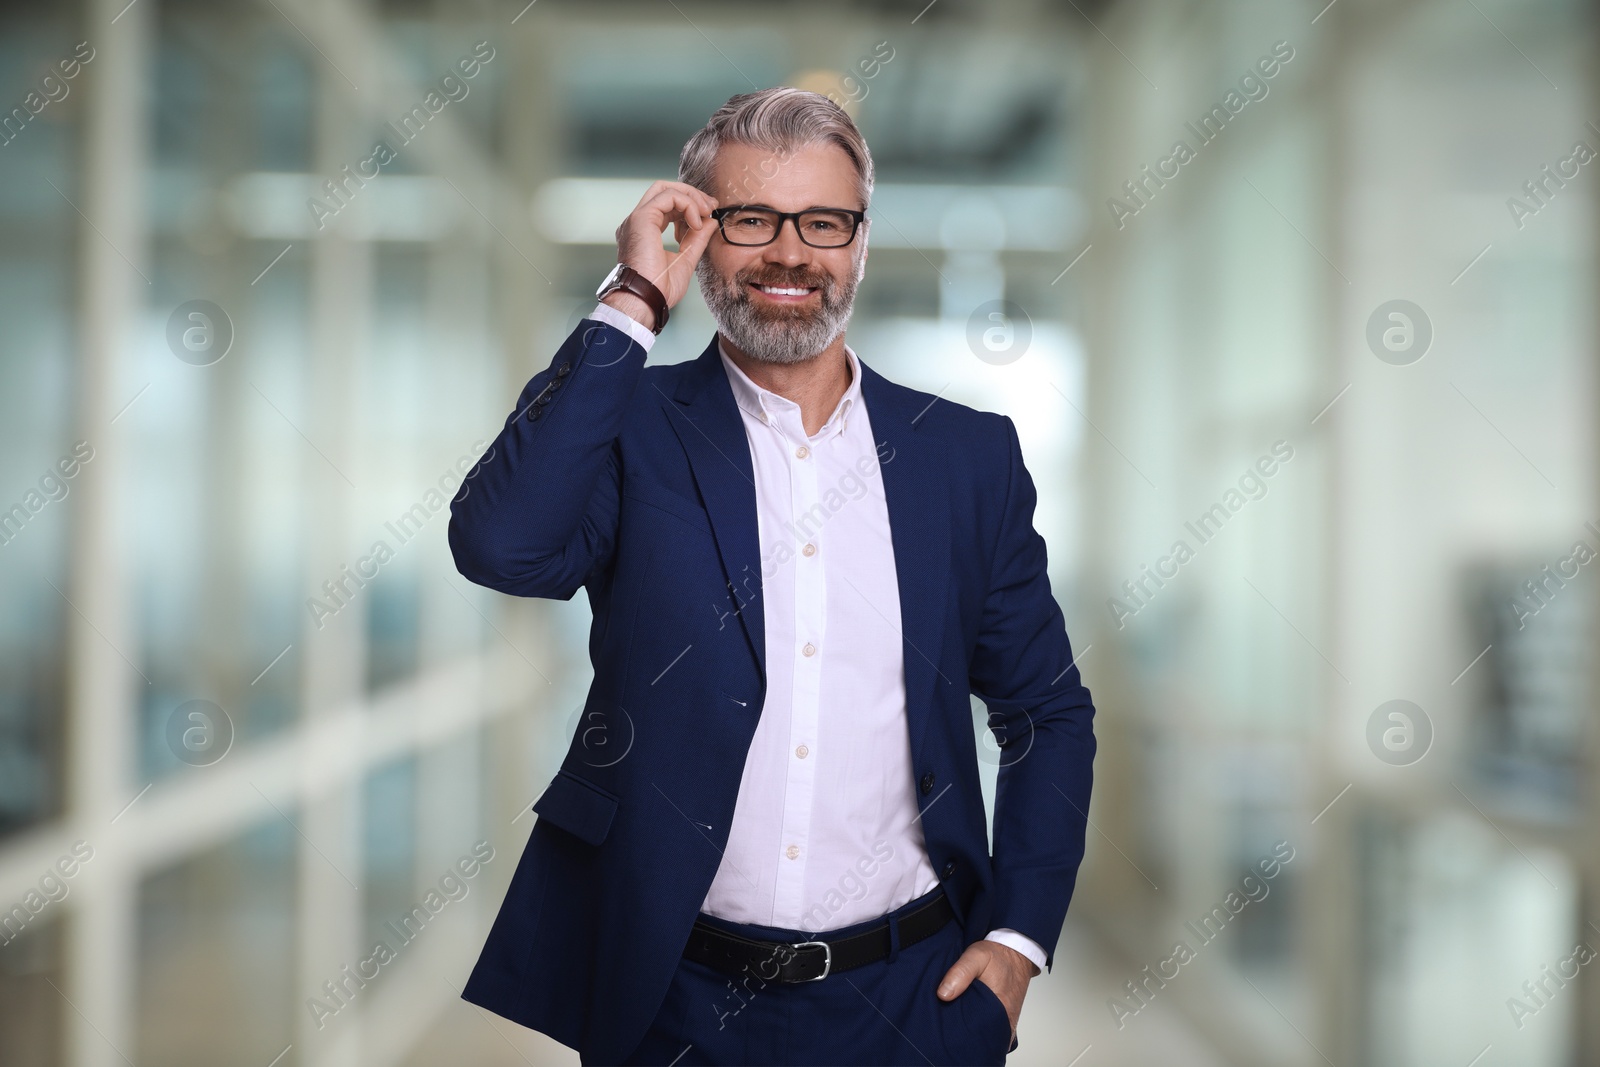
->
[709, 205, 867, 248]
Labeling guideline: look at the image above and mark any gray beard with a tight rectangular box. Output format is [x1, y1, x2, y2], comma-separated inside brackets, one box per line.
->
[696, 251, 864, 366]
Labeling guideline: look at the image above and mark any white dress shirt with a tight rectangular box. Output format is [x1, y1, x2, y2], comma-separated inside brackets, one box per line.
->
[589, 301, 1046, 972]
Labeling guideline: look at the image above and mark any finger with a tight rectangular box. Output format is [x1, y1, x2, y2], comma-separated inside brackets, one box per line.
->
[662, 179, 717, 206]
[672, 216, 701, 248]
[637, 180, 717, 224]
[642, 189, 705, 231]
[631, 179, 670, 211]
[631, 187, 678, 223]
[662, 182, 718, 220]
[675, 194, 702, 230]
[937, 954, 980, 1000]
[676, 214, 718, 263]
[690, 190, 717, 223]
[643, 185, 717, 233]
[661, 230, 712, 296]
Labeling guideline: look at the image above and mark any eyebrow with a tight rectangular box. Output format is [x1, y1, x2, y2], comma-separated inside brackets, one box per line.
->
[730, 203, 861, 213]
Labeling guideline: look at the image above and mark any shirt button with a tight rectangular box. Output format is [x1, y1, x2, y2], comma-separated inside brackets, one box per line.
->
[802, 642, 816, 657]
[796, 744, 809, 759]
[786, 844, 800, 860]
[802, 543, 816, 557]
[795, 445, 810, 459]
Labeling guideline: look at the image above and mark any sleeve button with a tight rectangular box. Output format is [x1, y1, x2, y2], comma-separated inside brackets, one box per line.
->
[920, 772, 935, 795]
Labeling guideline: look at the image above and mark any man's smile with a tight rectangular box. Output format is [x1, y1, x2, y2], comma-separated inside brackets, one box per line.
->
[748, 281, 819, 303]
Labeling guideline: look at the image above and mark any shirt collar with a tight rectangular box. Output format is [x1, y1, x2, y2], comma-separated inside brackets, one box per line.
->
[717, 337, 861, 439]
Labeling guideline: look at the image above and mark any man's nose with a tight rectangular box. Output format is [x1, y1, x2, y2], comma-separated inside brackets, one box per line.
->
[762, 218, 811, 267]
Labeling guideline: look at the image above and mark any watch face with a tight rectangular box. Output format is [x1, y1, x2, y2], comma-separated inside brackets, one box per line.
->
[596, 262, 626, 298]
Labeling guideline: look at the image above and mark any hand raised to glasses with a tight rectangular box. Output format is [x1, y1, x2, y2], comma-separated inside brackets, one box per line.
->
[603, 181, 720, 327]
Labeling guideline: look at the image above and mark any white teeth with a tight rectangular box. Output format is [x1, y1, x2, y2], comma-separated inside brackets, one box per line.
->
[756, 284, 814, 296]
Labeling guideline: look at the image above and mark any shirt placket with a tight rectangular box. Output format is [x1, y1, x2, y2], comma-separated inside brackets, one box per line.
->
[772, 399, 824, 921]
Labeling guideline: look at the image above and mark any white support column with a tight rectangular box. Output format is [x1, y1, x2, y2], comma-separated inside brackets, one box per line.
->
[483, 5, 562, 863]
[1307, 4, 1361, 1063]
[1580, 13, 1600, 1060]
[296, 36, 373, 1067]
[64, 0, 150, 1065]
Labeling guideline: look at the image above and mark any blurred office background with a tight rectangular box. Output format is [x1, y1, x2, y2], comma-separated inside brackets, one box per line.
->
[0, 0, 1595, 1064]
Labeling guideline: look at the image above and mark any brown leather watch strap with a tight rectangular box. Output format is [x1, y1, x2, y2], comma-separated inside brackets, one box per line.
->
[600, 264, 669, 335]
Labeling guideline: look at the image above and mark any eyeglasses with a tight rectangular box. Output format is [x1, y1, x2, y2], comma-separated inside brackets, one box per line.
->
[710, 205, 866, 248]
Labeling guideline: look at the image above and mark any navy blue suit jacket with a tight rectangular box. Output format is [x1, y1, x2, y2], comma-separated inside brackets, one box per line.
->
[450, 319, 1096, 1063]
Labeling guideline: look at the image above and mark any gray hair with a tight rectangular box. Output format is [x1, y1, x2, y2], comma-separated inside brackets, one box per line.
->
[678, 87, 875, 211]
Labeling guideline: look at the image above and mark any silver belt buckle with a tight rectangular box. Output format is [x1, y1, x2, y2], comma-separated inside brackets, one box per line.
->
[789, 939, 831, 981]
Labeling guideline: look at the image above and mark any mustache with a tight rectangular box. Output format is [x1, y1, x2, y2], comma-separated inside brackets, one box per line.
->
[738, 268, 831, 291]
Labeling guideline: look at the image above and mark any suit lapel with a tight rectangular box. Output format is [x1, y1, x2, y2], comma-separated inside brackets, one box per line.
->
[665, 340, 767, 683]
[858, 359, 953, 769]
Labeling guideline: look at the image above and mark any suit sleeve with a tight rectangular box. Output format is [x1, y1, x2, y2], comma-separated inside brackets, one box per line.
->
[448, 318, 650, 600]
[967, 415, 1097, 973]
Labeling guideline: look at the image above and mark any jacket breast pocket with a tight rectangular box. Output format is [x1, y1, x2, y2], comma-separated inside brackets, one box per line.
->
[531, 768, 619, 846]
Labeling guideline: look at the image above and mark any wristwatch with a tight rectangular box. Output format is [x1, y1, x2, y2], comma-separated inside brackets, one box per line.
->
[595, 263, 669, 335]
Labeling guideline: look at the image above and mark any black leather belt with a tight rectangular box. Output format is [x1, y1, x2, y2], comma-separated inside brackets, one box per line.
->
[683, 889, 954, 984]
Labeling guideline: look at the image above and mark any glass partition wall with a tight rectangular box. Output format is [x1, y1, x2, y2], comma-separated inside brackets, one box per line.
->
[1077, 1, 1598, 1065]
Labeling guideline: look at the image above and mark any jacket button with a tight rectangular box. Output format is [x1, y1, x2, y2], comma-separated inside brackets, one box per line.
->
[556, 362, 571, 377]
[530, 407, 544, 421]
[941, 860, 955, 878]
[920, 772, 935, 795]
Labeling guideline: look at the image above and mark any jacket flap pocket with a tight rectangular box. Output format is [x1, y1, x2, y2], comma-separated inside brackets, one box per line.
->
[532, 769, 619, 846]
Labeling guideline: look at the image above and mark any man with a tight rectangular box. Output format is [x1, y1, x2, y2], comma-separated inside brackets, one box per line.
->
[453, 87, 1096, 1066]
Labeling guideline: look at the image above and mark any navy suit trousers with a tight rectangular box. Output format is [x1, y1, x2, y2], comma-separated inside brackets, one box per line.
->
[615, 886, 1016, 1066]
